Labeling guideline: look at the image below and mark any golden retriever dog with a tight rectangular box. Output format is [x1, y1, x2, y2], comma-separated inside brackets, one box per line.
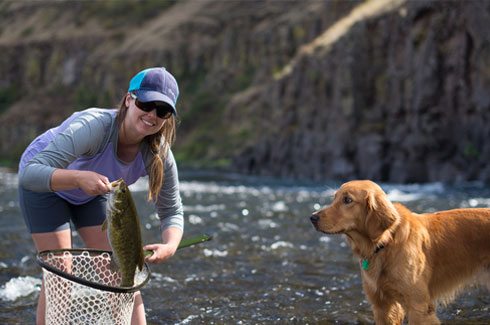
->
[310, 180, 490, 324]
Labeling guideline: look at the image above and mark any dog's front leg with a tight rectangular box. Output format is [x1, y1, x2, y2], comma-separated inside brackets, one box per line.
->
[363, 277, 405, 324]
[371, 301, 404, 325]
[406, 302, 440, 325]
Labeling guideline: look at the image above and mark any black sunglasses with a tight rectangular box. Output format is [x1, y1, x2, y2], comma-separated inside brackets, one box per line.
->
[130, 93, 173, 119]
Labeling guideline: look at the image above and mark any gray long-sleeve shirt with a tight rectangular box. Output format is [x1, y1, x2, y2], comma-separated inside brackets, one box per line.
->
[18, 108, 184, 232]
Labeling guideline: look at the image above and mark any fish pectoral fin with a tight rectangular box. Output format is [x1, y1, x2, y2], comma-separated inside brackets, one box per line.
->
[101, 219, 108, 231]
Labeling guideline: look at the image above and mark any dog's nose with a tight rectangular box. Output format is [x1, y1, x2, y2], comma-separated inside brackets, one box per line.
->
[310, 214, 320, 225]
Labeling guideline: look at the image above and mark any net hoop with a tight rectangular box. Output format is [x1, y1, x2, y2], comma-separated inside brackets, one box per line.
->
[37, 248, 151, 294]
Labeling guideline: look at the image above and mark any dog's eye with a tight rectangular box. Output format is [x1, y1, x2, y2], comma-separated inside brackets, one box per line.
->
[342, 196, 353, 204]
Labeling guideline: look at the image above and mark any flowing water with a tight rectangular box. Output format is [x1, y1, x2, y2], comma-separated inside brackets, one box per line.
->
[0, 169, 489, 324]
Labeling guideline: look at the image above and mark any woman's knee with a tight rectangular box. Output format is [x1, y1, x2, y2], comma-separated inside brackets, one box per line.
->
[77, 225, 111, 250]
[31, 229, 72, 252]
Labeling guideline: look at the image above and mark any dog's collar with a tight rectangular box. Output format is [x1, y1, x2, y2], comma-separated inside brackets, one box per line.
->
[361, 244, 386, 270]
[374, 244, 385, 254]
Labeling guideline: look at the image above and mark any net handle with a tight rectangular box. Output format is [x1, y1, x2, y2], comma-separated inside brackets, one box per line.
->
[37, 248, 150, 294]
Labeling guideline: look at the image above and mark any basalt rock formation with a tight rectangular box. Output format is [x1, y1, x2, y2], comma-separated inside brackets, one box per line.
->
[0, 0, 489, 183]
[229, 0, 490, 183]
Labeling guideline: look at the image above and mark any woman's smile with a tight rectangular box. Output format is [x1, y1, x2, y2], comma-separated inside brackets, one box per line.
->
[140, 116, 157, 127]
[135, 111, 164, 136]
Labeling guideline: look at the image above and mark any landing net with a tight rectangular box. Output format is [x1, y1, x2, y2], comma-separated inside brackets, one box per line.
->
[37, 249, 150, 325]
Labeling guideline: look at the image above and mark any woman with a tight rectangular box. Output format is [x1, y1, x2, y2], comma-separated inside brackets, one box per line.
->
[18, 67, 184, 324]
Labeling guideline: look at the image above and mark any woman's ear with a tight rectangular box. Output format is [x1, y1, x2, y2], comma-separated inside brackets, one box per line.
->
[365, 190, 400, 243]
[125, 93, 131, 108]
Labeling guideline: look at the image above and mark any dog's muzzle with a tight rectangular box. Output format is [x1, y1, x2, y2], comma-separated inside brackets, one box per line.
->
[310, 214, 320, 227]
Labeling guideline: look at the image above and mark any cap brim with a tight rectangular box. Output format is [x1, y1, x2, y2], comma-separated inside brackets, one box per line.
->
[133, 90, 177, 115]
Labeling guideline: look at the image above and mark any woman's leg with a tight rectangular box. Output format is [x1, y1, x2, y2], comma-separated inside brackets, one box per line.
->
[132, 292, 146, 325]
[32, 229, 72, 325]
[19, 187, 74, 325]
[32, 230, 73, 252]
[77, 225, 111, 250]
[71, 194, 111, 251]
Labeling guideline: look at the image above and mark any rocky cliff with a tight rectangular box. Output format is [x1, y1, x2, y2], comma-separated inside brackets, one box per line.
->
[230, 0, 490, 183]
[0, 0, 489, 183]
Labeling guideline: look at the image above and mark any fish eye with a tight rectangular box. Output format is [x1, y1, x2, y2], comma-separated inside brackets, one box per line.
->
[342, 196, 353, 204]
[121, 188, 126, 193]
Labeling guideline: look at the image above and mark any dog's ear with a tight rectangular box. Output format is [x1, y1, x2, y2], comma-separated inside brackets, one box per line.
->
[365, 191, 400, 243]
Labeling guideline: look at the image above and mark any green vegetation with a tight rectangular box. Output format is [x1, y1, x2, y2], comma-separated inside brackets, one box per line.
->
[0, 83, 22, 114]
[26, 57, 42, 87]
[174, 86, 237, 167]
[292, 25, 305, 42]
[74, 83, 98, 112]
[175, 90, 232, 168]
[173, 65, 258, 168]
[0, 139, 31, 170]
[0, 0, 11, 14]
[20, 26, 35, 38]
[234, 69, 254, 93]
[463, 142, 480, 160]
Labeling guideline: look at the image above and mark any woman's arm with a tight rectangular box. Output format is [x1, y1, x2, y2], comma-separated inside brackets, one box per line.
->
[50, 169, 111, 195]
[144, 149, 185, 264]
[19, 109, 113, 193]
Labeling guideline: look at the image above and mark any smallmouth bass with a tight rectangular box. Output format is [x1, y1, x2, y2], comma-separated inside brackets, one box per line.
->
[102, 178, 145, 287]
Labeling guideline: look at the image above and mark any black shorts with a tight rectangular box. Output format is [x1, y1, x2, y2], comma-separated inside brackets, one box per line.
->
[19, 186, 107, 234]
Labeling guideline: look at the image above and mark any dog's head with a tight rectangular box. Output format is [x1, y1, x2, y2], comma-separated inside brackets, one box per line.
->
[310, 180, 400, 243]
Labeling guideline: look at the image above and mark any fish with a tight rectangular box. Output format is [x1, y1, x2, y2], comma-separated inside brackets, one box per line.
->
[102, 178, 145, 287]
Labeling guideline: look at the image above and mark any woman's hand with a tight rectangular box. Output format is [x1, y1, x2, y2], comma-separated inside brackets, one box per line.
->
[144, 227, 183, 264]
[76, 171, 111, 195]
[143, 243, 177, 264]
[50, 169, 111, 195]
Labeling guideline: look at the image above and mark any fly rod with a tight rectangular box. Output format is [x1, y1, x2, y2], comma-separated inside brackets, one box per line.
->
[144, 234, 212, 257]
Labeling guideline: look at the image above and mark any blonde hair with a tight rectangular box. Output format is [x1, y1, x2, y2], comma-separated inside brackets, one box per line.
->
[116, 94, 177, 202]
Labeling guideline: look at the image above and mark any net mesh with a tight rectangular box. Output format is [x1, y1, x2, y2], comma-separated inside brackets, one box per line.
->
[38, 249, 150, 325]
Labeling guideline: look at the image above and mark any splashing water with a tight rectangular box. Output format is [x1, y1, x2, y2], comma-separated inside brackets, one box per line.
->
[0, 276, 41, 301]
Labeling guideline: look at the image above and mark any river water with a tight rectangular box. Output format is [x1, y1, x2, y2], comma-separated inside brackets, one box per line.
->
[0, 170, 489, 324]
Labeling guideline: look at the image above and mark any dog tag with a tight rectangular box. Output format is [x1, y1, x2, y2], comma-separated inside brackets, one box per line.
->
[362, 259, 369, 270]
